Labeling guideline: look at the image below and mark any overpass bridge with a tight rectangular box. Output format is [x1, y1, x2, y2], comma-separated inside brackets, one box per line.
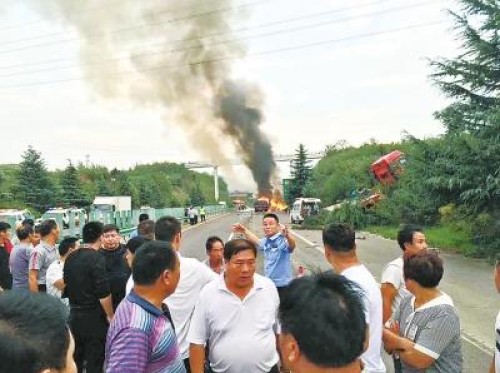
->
[183, 151, 325, 201]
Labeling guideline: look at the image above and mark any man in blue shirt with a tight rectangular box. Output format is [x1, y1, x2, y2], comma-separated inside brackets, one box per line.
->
[232, 213, 296, 297]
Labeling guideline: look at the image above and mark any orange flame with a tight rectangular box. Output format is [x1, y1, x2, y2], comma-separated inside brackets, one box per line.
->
[269, 190, 288, 212]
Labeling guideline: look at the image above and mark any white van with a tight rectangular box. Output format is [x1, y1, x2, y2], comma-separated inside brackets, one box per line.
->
[0, 209, 32, 228]
[290, 198, 321, 224]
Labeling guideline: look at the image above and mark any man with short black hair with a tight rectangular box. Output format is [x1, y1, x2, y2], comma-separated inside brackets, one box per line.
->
[64, 221, 113, 373]
[204, 236, 225, 274]
[0, 291, 77, 373]
[381, 224, 427, 372]
[322, 223, 386, 373]
[0, 221, 12, 291]
[279, 272, 366, 373]
[100, 224, 130, 311]
[10, 224, 34, 291]
[138, 219, 155, 240]
[189, 238, 280, 373]
[155, 216, 217, 372]
[106, 240, 185, 372]
[232, 213, 296, 296]
[46, 237, 79, 307]
[29, 219, 60, 292]
[124, 236, 146, 294]
[129, 213, 150, 239]
[381, 224, 428, 323]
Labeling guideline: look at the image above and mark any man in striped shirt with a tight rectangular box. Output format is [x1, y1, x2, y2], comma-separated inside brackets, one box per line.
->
[105, 240, 185, 373]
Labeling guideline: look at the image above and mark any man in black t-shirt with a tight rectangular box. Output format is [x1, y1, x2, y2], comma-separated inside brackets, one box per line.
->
[64, 221, 113, 373]
[99, 224, 130, 311]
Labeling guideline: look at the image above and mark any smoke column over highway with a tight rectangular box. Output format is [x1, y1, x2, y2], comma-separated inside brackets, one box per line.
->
[24, 0, 276, 194]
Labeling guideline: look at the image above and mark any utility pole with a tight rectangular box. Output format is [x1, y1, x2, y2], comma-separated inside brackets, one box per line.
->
[214, 165, 219, 202]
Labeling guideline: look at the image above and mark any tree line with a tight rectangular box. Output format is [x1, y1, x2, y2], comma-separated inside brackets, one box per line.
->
[0, 146, 228, 214]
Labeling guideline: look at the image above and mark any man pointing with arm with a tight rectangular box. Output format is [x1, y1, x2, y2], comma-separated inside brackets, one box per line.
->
[232, 213, 296, 297]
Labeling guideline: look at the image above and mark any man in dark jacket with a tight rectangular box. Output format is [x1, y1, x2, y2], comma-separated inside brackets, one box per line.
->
[99, 224, 130, 311]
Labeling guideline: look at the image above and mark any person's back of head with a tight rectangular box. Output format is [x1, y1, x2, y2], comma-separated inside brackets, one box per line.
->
[58, 237, 78, 257]
[322, 223, 356, 252]
[138, 219, 155, 240]
[0, 291, 74, 373]
[154, 216, 181, 243]
[39, 219, 58, 238]
[21, 218, 35, 228]
[82, 221, 104, 244]
[16, 224, 34, 242]
[126, 236, 146, 255]
[138, 213, 149, 223]
[397, 224, 424, 251]
[278, 272, 366, 372]
[132, 240, 180, 296]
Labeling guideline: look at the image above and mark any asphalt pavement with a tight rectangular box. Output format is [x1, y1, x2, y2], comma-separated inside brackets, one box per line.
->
[179, 211, 494, 372]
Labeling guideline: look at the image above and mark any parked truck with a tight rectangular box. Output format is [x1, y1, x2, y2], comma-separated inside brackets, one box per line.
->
[93, 196, 132, 214]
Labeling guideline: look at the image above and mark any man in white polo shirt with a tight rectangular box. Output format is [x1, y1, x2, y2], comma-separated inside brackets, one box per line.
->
[188, 238, 280, 373]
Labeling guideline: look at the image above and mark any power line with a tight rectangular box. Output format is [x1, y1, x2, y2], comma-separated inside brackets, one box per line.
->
[0, 0, 440, 78]
[0, 20, 445, 90]
[0, 0, 267, 52]
[0, 0, 390, 69]
[0, 0, 151, 31]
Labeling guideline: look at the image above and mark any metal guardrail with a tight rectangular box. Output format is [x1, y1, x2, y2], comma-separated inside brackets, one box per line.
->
[0, 205, 229, 241]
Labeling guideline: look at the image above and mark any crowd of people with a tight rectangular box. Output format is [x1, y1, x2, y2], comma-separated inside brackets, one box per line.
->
[0, 211, 495, 373]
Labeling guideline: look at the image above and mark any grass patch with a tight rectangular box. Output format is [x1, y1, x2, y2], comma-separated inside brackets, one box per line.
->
[367, 224, 475, 255]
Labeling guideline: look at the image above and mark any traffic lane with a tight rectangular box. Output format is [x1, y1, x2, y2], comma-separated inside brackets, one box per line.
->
[290, 229, 494, 372]
[180, 212, 253, 261]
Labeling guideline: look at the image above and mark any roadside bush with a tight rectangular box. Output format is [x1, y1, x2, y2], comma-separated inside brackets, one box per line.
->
[326, 203, 370, 230]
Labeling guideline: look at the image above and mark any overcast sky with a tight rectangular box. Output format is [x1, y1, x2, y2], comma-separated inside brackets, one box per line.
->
[0, 0, 460, 190]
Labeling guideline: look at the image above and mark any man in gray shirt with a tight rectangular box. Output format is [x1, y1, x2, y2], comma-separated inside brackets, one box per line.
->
[28, 219, 60, 292]
[10, 224, 35, 290]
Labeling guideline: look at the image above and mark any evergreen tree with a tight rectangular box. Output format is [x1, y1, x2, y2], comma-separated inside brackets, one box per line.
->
[138, 180, 154, 207]
[96, 179, 112, 196]
[190, 184, 206, 206]
[16, 146, 56, 212]
[60, 160, 88, 206]
[429, 0, 500, 213]
[289, 144, 312, 203]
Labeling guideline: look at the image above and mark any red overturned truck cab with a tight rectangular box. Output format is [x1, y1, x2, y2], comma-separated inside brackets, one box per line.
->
[370, 150, 405, 185]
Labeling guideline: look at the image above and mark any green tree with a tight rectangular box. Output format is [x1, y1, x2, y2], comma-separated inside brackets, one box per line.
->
[60, 160, 88, 206]
[96, 179, 113, 196]
[16, 146, 56, 212]
[289, 144, 312, 203]
[190, 184, 206, 206]
[429, 0, 500, 213]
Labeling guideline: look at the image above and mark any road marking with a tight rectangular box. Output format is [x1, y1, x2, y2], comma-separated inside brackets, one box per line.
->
[462, 331, 494, 357]
[290, 230, 323, 253]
